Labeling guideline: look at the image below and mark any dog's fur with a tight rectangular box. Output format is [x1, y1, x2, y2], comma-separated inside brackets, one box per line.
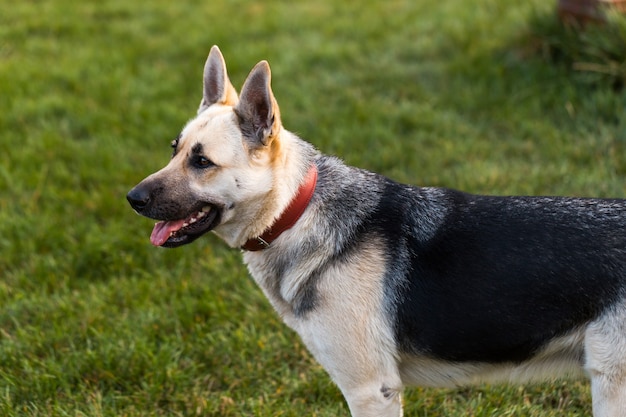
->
[127, 46, 626, 416]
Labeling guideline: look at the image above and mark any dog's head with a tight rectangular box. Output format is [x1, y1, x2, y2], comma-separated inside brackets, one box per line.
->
[127, 46, 286, 248]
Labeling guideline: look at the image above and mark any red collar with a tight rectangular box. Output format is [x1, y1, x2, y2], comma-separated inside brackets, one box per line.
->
[242, 165, 318, 251]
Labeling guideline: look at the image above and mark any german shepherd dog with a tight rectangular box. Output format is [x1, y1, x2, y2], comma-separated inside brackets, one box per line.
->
[127, 46, 626, 416]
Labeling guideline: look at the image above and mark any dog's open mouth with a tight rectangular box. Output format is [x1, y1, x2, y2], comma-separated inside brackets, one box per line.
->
[150, 205, 220, 248]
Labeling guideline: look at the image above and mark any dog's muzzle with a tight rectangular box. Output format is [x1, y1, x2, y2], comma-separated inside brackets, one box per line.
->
[127, 183, 221, 248]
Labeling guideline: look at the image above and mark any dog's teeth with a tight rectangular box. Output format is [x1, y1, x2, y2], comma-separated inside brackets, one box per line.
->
[189, 217, 197, 224]
[182, 222, 189, 227]
[201, 206, 211, 213]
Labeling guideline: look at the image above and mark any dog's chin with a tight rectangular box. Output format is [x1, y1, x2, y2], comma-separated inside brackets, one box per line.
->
[154, 205, 221, 248]
[160, 229, 208, 248]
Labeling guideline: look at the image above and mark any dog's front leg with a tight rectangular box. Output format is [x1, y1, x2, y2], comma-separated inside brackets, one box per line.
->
[296, 303, 404, 416]
[277, 242, 405, 416]
[297, 317, 405, 417]
[340, 382, 403, 417]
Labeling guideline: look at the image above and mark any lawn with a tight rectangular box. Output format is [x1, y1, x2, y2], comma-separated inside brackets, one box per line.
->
[0, 0, 624, 416]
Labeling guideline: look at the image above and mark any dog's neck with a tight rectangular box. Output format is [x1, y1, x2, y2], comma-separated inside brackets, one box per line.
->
[241, 164, 318, 251]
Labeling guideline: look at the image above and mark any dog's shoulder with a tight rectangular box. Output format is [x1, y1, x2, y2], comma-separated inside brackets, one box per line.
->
[313, 155, 459, 244]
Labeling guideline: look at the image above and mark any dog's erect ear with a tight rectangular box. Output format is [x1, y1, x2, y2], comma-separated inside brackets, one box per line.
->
[198, 45, 238, 114]
[234, 61, 281, 147]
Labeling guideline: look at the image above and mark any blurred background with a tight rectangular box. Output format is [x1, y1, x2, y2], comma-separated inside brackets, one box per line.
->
[0, 1, 624, 415]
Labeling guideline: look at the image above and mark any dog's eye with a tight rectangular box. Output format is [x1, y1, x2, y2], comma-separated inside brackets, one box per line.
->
[171, 135, 181, 157]
[193, 155, 214, 169]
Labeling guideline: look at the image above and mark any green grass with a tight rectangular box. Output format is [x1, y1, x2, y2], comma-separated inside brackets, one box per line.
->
[1, 0, 624, 415]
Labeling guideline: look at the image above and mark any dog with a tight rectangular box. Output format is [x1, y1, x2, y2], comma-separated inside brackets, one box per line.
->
[127, 46, 626, 416]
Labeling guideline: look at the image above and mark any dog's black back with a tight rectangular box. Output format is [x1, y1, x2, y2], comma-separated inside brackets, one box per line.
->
[362, 176, 626, 363]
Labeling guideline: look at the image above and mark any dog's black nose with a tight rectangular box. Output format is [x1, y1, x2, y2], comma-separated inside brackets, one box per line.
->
[127, 186, 151, 212]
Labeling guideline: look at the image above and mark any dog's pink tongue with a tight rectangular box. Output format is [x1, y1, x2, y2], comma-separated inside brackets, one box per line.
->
[150, 220, 185, 246]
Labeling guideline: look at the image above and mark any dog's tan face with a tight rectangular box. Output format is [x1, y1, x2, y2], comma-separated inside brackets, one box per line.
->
[127, 46, 283, 248]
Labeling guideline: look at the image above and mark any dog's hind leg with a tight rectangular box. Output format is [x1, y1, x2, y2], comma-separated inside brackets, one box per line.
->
[585, 304, 626, 417]
[589, 376, 626, 417]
